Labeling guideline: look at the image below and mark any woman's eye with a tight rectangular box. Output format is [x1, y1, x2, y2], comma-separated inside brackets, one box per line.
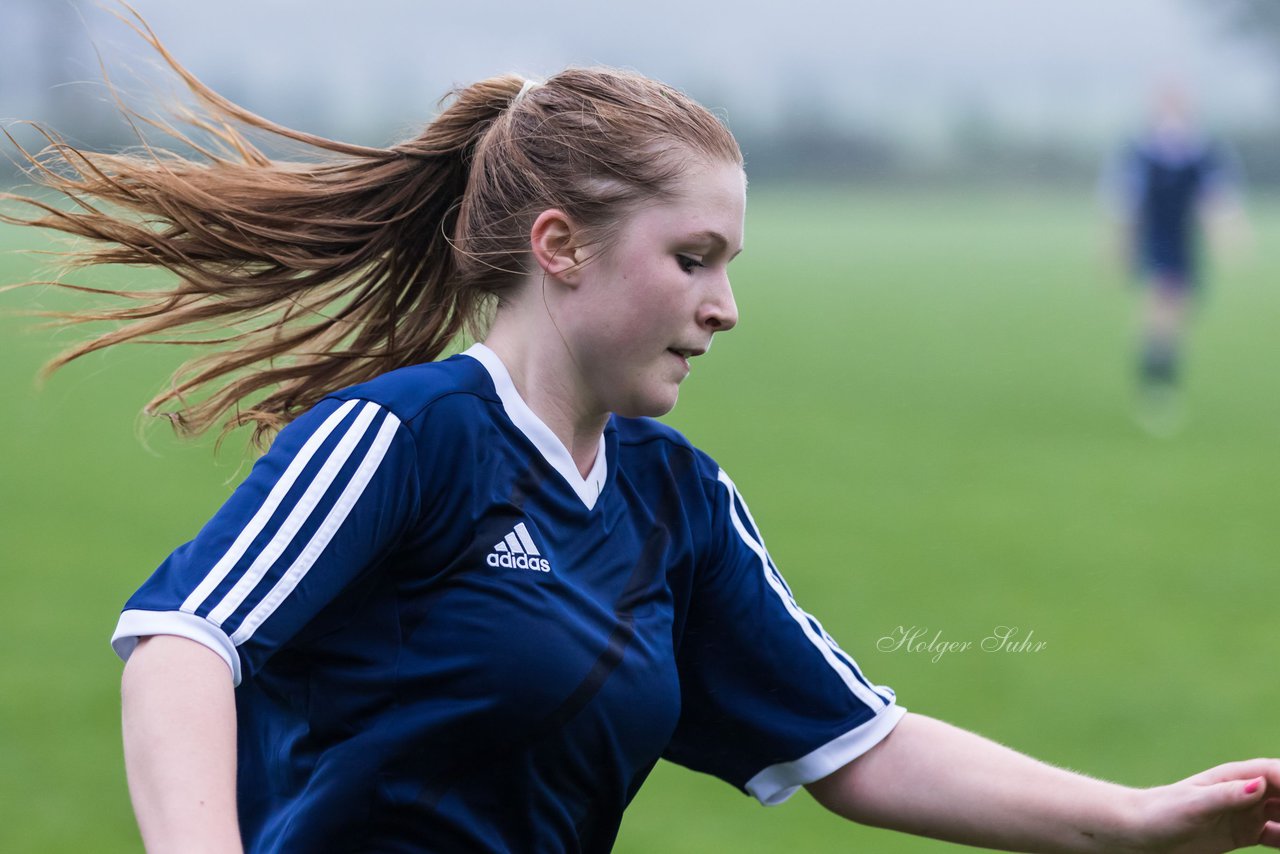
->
[676, 254, 704, 274]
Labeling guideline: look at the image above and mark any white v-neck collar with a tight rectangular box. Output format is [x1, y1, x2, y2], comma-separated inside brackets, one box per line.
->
[462, 343, 608, 511]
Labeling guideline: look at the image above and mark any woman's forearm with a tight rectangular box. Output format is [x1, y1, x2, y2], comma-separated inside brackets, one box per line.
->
[807, 712, 1138, 852]
[807, 712, 1279, 853]
[121, 635, 243, 854]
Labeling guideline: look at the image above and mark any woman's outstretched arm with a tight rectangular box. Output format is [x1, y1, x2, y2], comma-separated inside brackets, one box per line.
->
[807, 712, 1280, 853]
[121, 635, 243, 854]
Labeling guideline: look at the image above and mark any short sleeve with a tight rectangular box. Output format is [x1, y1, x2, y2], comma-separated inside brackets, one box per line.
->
[663, 468, 904, 806]
[111, 397, 419, 685]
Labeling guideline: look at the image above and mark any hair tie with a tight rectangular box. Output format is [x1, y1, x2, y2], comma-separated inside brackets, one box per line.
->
[513, 78, 543, 106]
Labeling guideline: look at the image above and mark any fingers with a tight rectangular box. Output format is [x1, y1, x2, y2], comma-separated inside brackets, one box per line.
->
[1191, 759, 1280, 787]
[1260, 821, 1280, 849]
[1246, 799, 1280, 848]
[1191, 776, 1268, 816]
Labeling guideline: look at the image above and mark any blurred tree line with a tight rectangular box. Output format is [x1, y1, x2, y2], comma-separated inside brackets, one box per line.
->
[3, 0, 1279, 189]
[1200, 0, 1280, 185]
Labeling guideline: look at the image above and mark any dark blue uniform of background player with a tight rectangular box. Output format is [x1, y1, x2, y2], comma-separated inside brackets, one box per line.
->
[1104, 84, 1245, 426]
[1124, 137, 1223, 290]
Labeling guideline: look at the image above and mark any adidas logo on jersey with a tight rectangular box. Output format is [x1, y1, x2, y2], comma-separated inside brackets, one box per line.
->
[486, 522, 552, 572]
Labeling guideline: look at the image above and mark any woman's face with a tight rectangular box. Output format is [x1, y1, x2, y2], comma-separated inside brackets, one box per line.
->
[565, 159, 746, 419]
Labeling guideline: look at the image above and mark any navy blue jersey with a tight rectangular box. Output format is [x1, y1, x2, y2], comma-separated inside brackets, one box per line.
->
[1109, 131, 1234, 283]
[112, 344, 902, 853]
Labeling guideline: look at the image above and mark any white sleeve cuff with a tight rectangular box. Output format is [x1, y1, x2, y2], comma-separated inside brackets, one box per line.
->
[745, 703, 907, 806]
[111, 609, 242, 686]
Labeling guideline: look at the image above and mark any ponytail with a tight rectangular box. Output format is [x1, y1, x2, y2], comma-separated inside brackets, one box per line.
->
[3, 13, 524, 445]
[3, 11, 741, 446]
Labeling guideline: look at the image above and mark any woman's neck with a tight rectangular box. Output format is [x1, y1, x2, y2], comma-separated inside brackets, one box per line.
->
[482, 324, 606, 479]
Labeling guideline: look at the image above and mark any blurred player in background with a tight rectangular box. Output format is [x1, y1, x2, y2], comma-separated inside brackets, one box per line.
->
[1103, 82, 1250, 433]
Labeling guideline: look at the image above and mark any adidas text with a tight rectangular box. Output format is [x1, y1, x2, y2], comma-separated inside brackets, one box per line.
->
[486, 552, 551, 572]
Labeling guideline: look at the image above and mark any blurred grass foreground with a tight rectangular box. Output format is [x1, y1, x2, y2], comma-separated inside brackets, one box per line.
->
[1, 187, 1277, 853]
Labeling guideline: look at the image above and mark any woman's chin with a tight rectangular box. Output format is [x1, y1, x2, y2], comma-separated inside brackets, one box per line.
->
[614, 388, 680, 420]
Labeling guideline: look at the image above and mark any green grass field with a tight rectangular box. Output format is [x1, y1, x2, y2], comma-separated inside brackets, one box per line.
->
[2, 188, 1277, 852]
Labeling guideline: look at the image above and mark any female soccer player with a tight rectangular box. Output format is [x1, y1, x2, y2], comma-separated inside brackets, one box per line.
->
[1104, 83, 1249, 432]
[6, 21, 1278, 854]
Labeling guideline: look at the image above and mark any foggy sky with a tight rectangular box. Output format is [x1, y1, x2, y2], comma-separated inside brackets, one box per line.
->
[2, 0, 1273, 148]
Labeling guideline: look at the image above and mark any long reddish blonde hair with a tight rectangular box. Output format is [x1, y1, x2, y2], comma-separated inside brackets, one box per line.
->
[3, 12, 741, 445]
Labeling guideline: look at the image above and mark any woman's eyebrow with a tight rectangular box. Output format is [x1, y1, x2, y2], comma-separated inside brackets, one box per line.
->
[687, 230, 744, 260]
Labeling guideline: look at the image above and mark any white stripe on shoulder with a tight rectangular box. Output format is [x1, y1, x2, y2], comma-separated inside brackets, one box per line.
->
[204, 401, 383, 627]
[181, 398, 361, 615]
[725, 471, 895, 705]
[230, 411, 401, 645]
[817, 621, 896, 701]
[717, 469, 891, 710]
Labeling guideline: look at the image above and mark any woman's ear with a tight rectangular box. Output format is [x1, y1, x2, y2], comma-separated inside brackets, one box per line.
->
[529, 209, 586, 284]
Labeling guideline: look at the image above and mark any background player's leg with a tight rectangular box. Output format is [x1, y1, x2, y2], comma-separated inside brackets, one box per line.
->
[1135, 277, 1190, 434]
